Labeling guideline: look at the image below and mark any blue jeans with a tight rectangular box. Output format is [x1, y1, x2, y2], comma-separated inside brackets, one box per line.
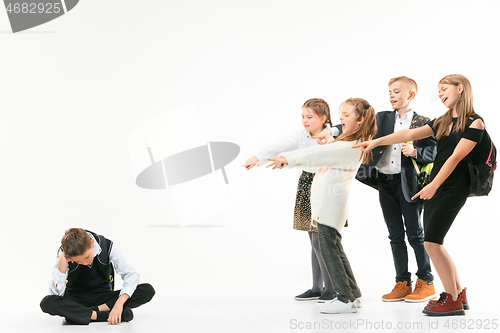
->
[378, 177, 433, 283]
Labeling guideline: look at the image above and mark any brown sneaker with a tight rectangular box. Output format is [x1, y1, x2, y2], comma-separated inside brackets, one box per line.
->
[382, 281, 412, 302]
[422, 292, 465, 316]
[405, 278, 435, 303]
[428, 288, 469, 310]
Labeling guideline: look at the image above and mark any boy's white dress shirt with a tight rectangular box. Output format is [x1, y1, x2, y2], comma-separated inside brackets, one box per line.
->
[48, 232, 140, 298]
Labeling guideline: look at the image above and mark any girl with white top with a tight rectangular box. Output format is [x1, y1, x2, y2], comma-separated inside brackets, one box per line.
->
[243, 98, 341, 302]
[268, 98, 377, 314]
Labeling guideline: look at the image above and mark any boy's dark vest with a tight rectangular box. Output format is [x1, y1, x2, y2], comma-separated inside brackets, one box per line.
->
[60, 230, 115, 291]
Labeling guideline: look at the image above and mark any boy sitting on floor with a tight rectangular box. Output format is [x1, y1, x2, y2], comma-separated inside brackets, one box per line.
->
[40, 228, 155, 325]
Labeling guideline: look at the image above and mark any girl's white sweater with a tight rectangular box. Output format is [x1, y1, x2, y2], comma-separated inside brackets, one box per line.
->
[280, 140, 363, 232]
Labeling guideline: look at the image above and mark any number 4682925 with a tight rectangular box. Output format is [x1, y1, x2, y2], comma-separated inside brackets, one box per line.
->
[6, 3, 62, 14]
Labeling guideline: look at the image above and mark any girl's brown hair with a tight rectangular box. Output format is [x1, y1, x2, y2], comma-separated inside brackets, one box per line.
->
[61, 228, 92, 257]
[334, 98, 377, 164]
[303, 98, 332, 129]
[433, 74, 475, 140]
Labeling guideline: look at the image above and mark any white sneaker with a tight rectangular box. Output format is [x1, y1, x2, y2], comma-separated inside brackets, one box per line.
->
[355, 297, 362, 308]
[319, 299, 358, 314]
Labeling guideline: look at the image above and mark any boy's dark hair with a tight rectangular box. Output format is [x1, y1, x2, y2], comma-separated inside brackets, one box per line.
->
[61, 228, 92, 257]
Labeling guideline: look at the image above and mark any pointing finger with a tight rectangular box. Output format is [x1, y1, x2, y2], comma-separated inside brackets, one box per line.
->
[411, 191, 421, 201]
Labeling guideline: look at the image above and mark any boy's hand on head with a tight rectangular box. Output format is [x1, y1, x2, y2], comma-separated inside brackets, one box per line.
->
[312, 130, 331, 145]
[57, 252, 70, 273]
[266, 157, 288, 169]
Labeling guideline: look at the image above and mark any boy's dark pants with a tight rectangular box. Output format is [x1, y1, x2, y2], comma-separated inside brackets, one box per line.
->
[318, 223, 361, 303]
[40, 283, 155, 325]
[378, 177, 433, 283]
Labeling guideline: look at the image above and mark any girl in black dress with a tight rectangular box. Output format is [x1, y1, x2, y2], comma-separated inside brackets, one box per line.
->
[354, 74, 485, 316]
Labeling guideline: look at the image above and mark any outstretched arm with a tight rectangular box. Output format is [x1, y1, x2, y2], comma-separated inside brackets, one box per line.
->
[269, 141, 360, 170]
[312, 129, 331, 145]
[242, 156, 259, 170]
[267, 157, 288, 169]
[354, 125, 434, 153]
[247, 131, 302, 168]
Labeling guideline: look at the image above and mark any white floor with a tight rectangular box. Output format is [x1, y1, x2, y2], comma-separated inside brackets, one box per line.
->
[6, 190, 499, 333]
[3, 168, 499, 333]
[11, 286, 498, 333]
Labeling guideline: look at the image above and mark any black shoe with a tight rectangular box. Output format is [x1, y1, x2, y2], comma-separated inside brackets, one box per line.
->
[63, 317, 85, 325]
[317, 290, 336, 303]
[294, 289, 322, 301]
[121, 308, 134, 322]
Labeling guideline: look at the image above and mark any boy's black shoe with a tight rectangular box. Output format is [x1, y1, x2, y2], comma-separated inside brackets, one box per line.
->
[63, 317, 84, 325]
[121, 308, 134, 322]
[89, 308, 133, 323]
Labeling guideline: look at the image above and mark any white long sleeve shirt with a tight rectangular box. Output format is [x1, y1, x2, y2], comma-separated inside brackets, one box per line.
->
[376, 110, 414, 174]
[280, 140, 363, 232]
[48, 233, 140, 297]
[254, 127, 338, 173]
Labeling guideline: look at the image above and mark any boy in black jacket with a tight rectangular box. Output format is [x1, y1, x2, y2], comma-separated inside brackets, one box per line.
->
[356, 77, 436, 302]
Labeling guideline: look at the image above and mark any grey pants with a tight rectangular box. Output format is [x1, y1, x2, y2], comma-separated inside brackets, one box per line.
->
[309, 231, 334, 293]
[318, 223, 361, 303]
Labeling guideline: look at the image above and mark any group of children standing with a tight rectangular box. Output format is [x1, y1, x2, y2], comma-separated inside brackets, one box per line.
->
[244, 74, 485, 316]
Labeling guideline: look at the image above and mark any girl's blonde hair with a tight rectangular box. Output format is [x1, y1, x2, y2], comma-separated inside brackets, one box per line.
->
[335, 98, 377, 164]
[433, 74, 475, 140]
[303, 98, 332, 129]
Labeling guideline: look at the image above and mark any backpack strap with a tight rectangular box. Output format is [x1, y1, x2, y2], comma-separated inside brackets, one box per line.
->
[467, 114, 495, 170]
[411, 158, 421, 175]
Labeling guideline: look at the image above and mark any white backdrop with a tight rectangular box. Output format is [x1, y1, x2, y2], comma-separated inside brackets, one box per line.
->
[1, 1, 499, 332]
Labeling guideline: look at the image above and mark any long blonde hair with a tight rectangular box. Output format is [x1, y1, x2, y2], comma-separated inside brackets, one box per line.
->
[434, 74, 475, 140]
[335, 98, 377, 164]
